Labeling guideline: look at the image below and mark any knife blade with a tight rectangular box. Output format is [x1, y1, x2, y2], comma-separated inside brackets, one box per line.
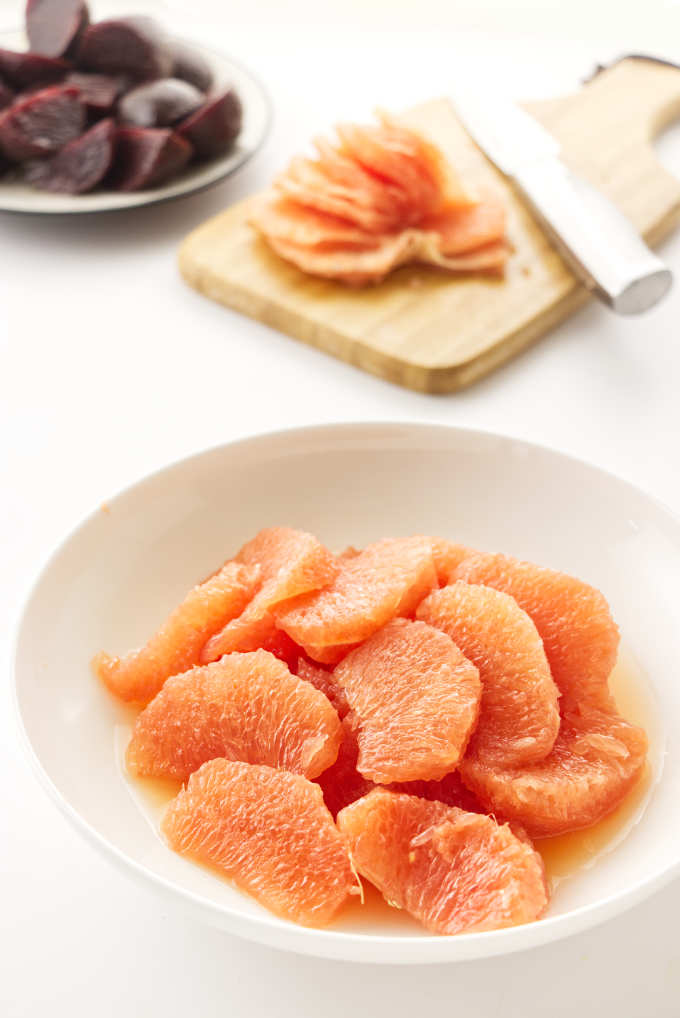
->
[452, 89, 672, 314]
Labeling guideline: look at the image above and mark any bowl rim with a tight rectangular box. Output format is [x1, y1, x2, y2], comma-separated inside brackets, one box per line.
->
[12, 420, 680, 962]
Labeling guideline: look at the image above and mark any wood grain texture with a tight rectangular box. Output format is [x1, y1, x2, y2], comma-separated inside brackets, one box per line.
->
[179, 58, 680, 393]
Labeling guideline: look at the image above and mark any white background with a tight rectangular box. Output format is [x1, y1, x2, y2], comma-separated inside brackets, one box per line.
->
[2, 0, 680, 1014]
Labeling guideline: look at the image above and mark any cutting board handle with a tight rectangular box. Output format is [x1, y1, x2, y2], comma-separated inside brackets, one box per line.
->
[526, 56, 680, 243]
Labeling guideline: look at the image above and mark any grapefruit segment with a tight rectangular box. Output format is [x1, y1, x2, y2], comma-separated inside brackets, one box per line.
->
[460, 705, 648, 837]
[453, 552, 620, 708]
[333, 618, 481, 783]
[250, 112, 508, 285]
[92, 561, 258, 704]
[337, 788, 548, 934]
[275, 536, 437, 654]
[417, 582, 560, 766]
[262, 232, 507, 287]
[162, 759, 358, 926]
[202, 527, 339, 662]
[126, 650, 342, 781]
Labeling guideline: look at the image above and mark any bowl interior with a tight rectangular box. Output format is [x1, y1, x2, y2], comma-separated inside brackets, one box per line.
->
[0, 30, 271, 214]
[14, 423, 680, 962]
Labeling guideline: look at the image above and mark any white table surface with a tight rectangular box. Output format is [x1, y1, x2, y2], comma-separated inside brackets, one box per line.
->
[2, 1, 680, 1014]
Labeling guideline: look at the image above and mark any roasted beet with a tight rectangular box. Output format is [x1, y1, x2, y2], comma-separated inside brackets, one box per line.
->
[24, 116, 114, 192]
[176, 87, 241, 159]
[0, 83, 83, 160]
[119, 77, 203, 128]
[0, 80, 14, 111]
[108, 126, 192, 190]
[77, 17, 172, 79]
[170, 39, 213, 92]
[26, 0, 89, 58]
[66, 70, 126, 114]
[0, 48, 69, 88]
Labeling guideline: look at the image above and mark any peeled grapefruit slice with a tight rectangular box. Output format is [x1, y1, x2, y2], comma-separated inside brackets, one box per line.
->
[335, 113, 471, 216]
[163, 759, 358, 926]
[251, 112, 508, 285]
[453, 552, 619, 708]
[275, 536, 437, 656]
[417, 582, 560, 766]
[92, 561, 258, 704]
[460, 704, 648, 837]
[333, 618, 481, 783]
[262, 231, 508, 287]
[126, 650, 342, 781]
[337, 788, 548, 934]
[201, 527, 339, 662]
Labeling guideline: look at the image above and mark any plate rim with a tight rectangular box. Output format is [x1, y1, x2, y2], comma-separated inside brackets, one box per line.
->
[12, 420, 680, 962]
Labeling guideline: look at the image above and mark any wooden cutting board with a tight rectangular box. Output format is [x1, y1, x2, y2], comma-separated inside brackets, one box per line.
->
[179, 58, 680, 393]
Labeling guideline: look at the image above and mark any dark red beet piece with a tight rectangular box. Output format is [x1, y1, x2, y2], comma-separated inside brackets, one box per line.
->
[170, 39, 213, 92]
[24, 116, 115, 192]
[26, 0, 89, 58]
[66, 71, 126, 114]
[0, 48, 69, 88]
[119, 77, 203, 128]
[176, 87, 242, 159]
[0, 83, 83, 160]
[77, 17, 172, 79]
[0, 80, 14, 111]
[108, 126, 192, 191]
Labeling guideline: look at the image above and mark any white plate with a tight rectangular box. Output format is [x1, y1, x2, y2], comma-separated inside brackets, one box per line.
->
[0, 29, 271, 214]
[12, 422, 680, 963]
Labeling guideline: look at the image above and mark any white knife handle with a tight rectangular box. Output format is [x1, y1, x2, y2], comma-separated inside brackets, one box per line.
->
[513, 161, 672, 314]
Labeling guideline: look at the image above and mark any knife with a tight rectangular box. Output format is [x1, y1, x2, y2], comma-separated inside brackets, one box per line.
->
[452, 89, 673, 314]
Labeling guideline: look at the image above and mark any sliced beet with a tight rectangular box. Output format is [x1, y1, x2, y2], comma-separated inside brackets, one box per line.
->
[119, 77, 203, 128]
[24, 116, 114, 192]
[77, 17, 172, 79]
[26, 0, 89, 58]
[176, 87, 242, 159]
[108, 126, 192, 191]
[66, 70, 127, 114]
[0, 48, 69, 88]
[170, 39, 213, 92]
[0, 83, 84, 161]
[0, 80, 14, 111]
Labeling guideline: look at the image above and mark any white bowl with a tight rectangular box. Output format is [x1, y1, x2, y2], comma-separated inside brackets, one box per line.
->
[0, 30, 271, 214]
[12, 422, 680, 963]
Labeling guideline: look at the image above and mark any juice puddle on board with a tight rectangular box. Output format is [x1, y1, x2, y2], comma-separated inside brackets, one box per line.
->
[116, 644, 663, 928]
